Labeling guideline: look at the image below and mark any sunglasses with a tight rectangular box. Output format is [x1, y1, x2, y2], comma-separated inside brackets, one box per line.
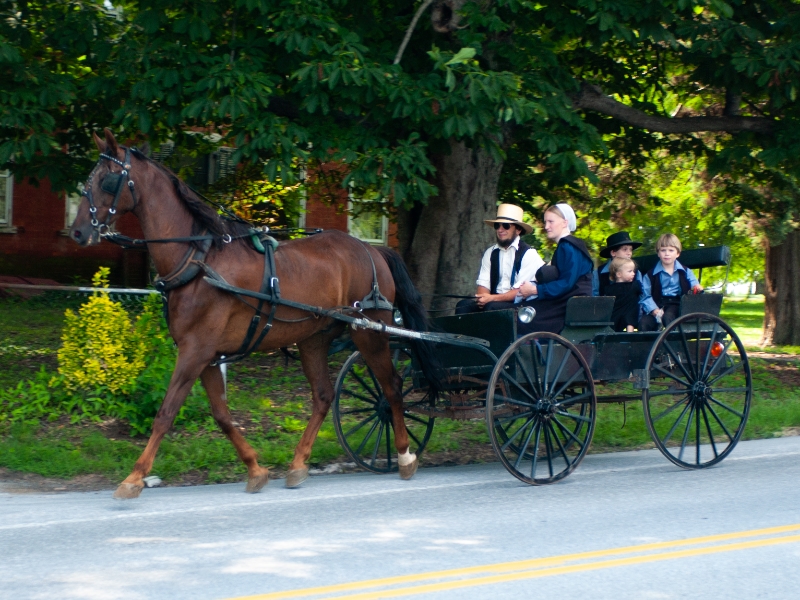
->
[494, 222, 513, 230]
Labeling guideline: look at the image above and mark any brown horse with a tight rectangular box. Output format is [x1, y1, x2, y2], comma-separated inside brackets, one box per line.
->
[70, 129, 440, 499]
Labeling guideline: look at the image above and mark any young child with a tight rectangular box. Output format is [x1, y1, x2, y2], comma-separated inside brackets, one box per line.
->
[606, 258, 642, 332]
[639, 233, 703, 331]
[593, 231, 643, 296]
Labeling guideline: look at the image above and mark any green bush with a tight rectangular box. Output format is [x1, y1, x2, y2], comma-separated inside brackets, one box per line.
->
[0, 281, 208, 435]
[58, 268, 146, 394]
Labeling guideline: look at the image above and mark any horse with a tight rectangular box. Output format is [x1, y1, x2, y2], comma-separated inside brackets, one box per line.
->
[69, 129, 441, 499]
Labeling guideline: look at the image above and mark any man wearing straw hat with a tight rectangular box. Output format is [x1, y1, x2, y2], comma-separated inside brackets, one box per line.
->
[455, 204, 544, 315]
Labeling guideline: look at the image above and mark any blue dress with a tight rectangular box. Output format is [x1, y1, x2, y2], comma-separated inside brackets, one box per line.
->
[519, 236, 594, 334]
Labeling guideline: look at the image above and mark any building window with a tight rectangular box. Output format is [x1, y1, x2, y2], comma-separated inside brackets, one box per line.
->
[0, 170, 13, 229]
[151, 141, 175, 163]
[348, 200, 388, 245]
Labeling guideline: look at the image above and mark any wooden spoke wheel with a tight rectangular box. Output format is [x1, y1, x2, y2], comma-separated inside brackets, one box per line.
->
[333, 348, 435, 474]
[486, 332, 597, 485]
[643, 313, 752, 469]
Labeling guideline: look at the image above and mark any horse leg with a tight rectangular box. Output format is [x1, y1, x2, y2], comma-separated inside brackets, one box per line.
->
[350, 328, 418, 480]
[285, 334, 337, 488]
[113, 350, 208, 499]
[200, 364, 270, 493]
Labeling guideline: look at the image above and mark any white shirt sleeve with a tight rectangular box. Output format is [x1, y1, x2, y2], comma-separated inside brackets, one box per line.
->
[475, 246, 494, 289]
[514, 248, 545, 288]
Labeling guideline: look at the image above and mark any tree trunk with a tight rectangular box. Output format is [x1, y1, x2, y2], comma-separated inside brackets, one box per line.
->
[762, 230, 800, 346]
[400, 139, 503, 306]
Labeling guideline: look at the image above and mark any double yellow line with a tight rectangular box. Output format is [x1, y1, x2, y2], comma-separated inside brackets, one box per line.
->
[230, 523, 800, 600]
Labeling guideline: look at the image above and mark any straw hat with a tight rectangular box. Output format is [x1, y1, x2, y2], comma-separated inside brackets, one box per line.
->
[484, 204, 533, 235]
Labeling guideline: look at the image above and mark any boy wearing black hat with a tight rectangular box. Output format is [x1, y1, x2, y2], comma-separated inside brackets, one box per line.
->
[592, 231, 643, 297]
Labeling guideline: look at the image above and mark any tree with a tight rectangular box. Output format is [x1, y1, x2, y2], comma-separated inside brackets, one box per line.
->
[3, 0, 800, 340]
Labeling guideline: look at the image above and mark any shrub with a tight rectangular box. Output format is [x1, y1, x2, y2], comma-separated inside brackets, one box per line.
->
[1, 271, 208, 434]
[57, 268, 146, 395]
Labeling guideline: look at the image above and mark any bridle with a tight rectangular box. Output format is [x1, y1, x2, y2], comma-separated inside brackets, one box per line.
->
[81, 146, 138, 242]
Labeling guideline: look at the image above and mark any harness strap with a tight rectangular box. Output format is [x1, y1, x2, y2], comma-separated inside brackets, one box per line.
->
[357, 243, 394, 312]
[210, 242, 281, 365]
[152, 235, 213, 328]
[153, 237, 214, 293]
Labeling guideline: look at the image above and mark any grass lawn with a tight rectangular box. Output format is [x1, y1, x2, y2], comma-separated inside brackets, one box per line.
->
[719, 296, 765, 348]
[1, 292, 798, 487]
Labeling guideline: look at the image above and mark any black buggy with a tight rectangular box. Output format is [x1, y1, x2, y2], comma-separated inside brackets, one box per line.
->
[332, 245, 752, 485]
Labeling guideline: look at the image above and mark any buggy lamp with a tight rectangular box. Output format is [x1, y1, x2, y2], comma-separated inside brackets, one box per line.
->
[518, 306, 536, 324]
[393, 310, 404, 326]
[711, 341, 725, 358]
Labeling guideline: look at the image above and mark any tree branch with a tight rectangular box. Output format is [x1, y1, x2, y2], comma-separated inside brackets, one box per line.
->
[394, 0, 436, 65]
[573, 83, 774, 135]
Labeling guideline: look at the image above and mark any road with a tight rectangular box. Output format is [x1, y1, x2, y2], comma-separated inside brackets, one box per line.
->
[2, 437, 800, 600]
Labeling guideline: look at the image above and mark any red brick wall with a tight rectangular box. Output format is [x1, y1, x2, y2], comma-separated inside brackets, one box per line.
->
[0, 178, 149, 286]
[304, 196, 348, 231]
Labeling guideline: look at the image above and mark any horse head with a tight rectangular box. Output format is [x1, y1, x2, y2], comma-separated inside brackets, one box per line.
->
[70, 129, 139, 246]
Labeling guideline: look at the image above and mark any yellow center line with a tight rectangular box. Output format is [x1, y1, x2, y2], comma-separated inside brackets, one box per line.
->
[323, 533, 800, 600]
[228, 523, 800, 600]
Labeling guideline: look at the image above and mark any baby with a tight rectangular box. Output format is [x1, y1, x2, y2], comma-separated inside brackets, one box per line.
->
[606, 257, 642, 332]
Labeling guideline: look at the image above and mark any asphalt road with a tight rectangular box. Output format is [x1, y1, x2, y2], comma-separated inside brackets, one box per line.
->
[2, 436, 800, 600]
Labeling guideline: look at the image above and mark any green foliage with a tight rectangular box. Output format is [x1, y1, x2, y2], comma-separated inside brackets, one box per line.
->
[0, 283, 206, 434]
[524, 153, 766, 285]
[58, 268, 146, 394]
[5, 0, 800, 304]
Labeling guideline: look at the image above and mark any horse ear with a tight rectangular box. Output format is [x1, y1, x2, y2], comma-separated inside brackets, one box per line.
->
[93, 131, 105, 152]
[103, 128, 119, 155]
[138, 142, 151, 157]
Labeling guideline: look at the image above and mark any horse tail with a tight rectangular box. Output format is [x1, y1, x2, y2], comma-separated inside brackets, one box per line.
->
[375, 246, 444, 393]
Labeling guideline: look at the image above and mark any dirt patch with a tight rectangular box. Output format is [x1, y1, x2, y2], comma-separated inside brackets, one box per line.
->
[764, 363, 800, 387]
[749, 352, 800, 364]
[774, 427, 800, 438]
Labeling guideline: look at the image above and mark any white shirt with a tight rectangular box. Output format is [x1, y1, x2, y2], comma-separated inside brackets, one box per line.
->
[476, 237, 544, 294]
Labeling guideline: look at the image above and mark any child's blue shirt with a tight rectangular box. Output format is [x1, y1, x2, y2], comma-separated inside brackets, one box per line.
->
[640, 260, 699, 314]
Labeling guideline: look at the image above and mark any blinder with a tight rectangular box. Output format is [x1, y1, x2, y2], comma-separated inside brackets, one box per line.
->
[101, 172, 124, 195]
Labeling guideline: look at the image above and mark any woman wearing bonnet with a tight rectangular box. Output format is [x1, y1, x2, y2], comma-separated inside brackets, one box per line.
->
[516, 203, 594, 335]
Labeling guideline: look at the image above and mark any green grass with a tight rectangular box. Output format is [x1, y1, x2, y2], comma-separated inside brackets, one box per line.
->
[1, 293, 799, 486]
[592, 359, 800, 451]
[720, 296, 765, 349]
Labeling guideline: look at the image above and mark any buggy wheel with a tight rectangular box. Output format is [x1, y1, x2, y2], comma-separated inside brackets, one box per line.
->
[486, 332, 596, 485]
[333, 349, 435, 474]
[643, 313, 752, 469]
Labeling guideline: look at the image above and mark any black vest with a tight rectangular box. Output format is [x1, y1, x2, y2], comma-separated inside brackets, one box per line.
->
[552, 235, 594, 296]
[489, 240, 530, 294]
[646, 266, 690, 307]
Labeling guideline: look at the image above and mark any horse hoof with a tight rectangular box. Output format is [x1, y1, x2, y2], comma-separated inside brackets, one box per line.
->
[399, 458, 419, 480]
[285, 468, 309, 488]
[113, 482, 144, 500]
[245, 469, 270, 494]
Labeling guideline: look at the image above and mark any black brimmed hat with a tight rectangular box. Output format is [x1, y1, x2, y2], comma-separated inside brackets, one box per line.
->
[599, 231, 643, 259]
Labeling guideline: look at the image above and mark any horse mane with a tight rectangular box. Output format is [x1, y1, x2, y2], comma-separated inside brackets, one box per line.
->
[129, 147, 251, 247]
